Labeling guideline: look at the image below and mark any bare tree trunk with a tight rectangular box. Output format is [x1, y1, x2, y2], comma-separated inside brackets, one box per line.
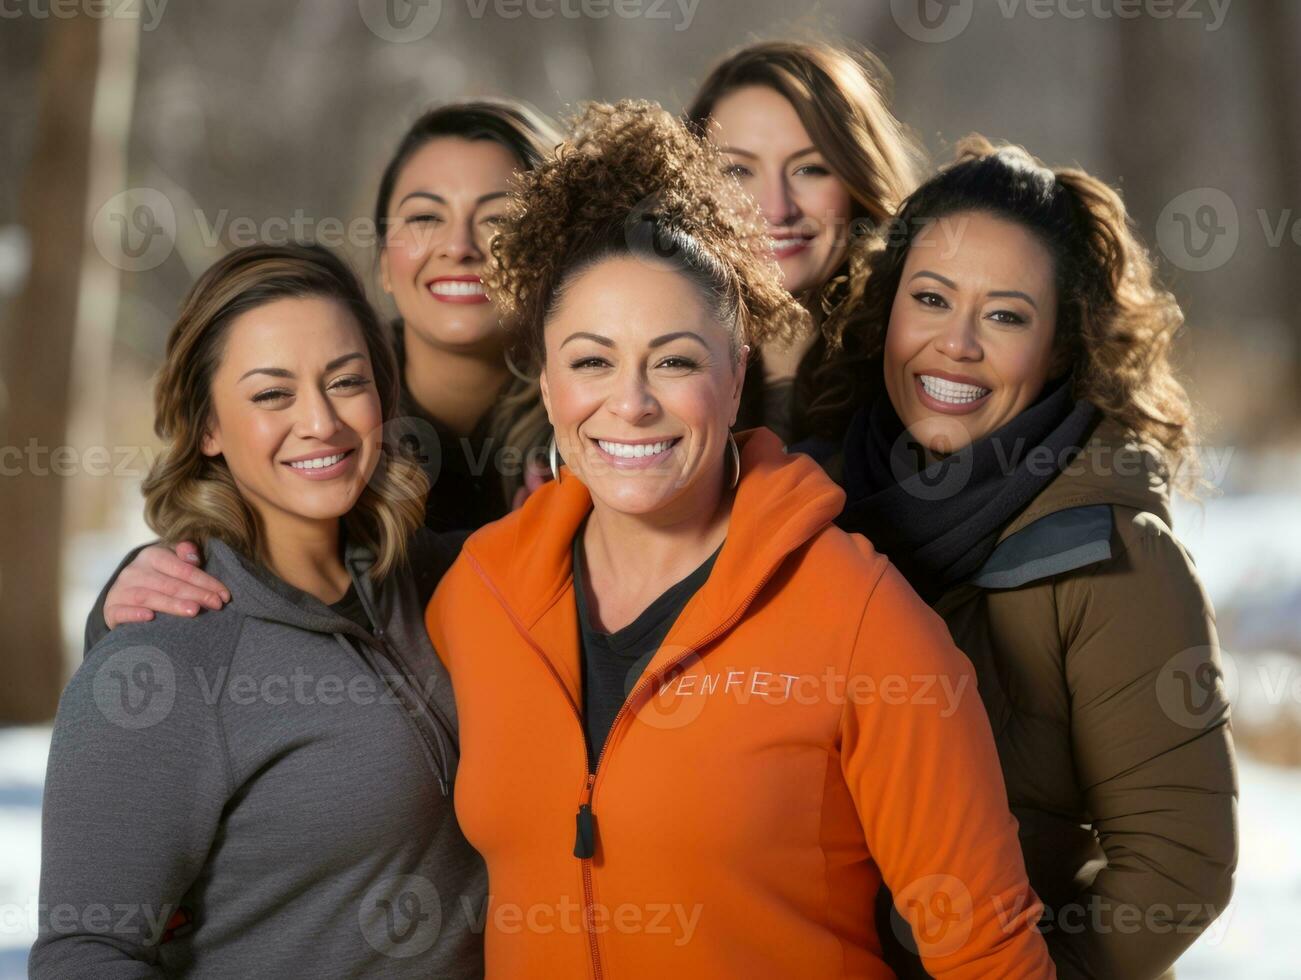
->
[0, 16, 99, 723]
[1244, 0, 1301, 431]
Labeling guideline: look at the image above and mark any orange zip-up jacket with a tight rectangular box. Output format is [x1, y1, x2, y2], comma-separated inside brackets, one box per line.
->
[426, 428, 1054, 979]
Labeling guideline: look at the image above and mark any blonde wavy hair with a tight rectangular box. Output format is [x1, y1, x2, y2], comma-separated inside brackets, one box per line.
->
[485, 99, 809, 367]
[816, 135, 1202, 492]
[142, 243, 429, 580]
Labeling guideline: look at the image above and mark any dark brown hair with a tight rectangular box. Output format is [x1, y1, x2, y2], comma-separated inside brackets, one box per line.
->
[817, 135, 1201, 490]
[372, 98, 563, 501]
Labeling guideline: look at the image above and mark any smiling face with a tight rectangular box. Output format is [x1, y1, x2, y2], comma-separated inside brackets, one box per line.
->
[884, 211, 1060, 455]
[539, 256, 746, 523]
[201, 296, 384, 532]
[379, 136, 519, 354]
[704, 85, 853, 296]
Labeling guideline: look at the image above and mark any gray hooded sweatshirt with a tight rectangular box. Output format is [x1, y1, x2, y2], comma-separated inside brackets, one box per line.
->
[32, 531, 487, 979]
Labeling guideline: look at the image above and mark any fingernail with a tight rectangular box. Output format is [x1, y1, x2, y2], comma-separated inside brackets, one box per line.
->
[185, 554, 200, 563]
[222, 592, 231, 603]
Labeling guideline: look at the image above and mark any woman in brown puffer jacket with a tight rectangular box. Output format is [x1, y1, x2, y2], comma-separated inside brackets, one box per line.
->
[804, 137, 1237, 980]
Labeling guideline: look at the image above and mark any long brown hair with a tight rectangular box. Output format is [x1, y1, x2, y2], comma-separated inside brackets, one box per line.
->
[685, 40, 924, 441]
[686, 40, 923, 291]
[142, 243, 429, 579]
[374, 98, 562, 501]
[817, 135, 1202, 491]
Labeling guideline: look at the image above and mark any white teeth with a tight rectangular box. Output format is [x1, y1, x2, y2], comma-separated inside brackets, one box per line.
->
[289, 452, 347, 470]
[428, 280, 485, 297]
[597, 439, 674, 459]
[919, 375, 990, 404]
[770, 236, 812, 253]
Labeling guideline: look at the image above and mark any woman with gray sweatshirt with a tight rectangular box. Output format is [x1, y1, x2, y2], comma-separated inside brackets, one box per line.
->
[32, 243, 486, 979]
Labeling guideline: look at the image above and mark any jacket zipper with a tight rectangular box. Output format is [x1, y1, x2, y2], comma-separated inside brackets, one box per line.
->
[469, 552, 780, 980]
[578, 771, 600, 979]
[348, 567, 457, 796]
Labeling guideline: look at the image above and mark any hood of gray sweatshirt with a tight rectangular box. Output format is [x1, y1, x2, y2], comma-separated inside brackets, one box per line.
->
[34, 530, 486, 980]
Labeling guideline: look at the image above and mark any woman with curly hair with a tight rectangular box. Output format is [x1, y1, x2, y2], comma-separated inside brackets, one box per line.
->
[811, 138, 1238, 979]
[84, 99, 562, 643]
[686, 39, 923, 446]
[425, 101, 1054, 978]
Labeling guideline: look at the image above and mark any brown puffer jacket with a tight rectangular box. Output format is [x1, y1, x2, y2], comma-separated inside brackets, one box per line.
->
[876, 416, 1238, 980]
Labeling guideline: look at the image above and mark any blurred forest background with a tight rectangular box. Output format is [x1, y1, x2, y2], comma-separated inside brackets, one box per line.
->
[1, 0, 1299, 976]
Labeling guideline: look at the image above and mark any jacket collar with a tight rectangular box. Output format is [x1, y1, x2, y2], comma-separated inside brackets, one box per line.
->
[968, 417, 1173, 591]
[461, 427, 845, 646]
[995, 415, 1171, 544]
[201, 533, 380, 643]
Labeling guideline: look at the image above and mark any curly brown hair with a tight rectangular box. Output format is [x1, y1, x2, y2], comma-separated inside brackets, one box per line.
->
[814, 135, 1203, 492]
[485, 99, 809, 366]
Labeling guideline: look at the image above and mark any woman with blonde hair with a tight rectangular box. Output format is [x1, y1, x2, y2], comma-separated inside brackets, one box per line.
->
[426, 100, 1053, 979]
[686, 39, 924, 445]
[34, 243, 486, 978]
[816, 137, 1238, 978]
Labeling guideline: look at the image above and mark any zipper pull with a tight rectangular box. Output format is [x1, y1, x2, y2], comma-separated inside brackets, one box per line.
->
[573, 803, 596, 859]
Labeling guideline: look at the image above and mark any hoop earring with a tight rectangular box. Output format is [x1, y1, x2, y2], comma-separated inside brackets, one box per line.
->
[548, 435, 561, 483]
[727, 430, 740, 489]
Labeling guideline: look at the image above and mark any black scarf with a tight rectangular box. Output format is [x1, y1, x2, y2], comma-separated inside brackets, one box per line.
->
[838, 378, 1099, 602]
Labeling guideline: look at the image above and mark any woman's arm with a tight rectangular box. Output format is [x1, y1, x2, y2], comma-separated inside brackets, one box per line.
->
[1052, 509, 1237, 979]
[842, 558, 1055, 979]
[83, 542, 231, 653]
[31, 632, 230, 978]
